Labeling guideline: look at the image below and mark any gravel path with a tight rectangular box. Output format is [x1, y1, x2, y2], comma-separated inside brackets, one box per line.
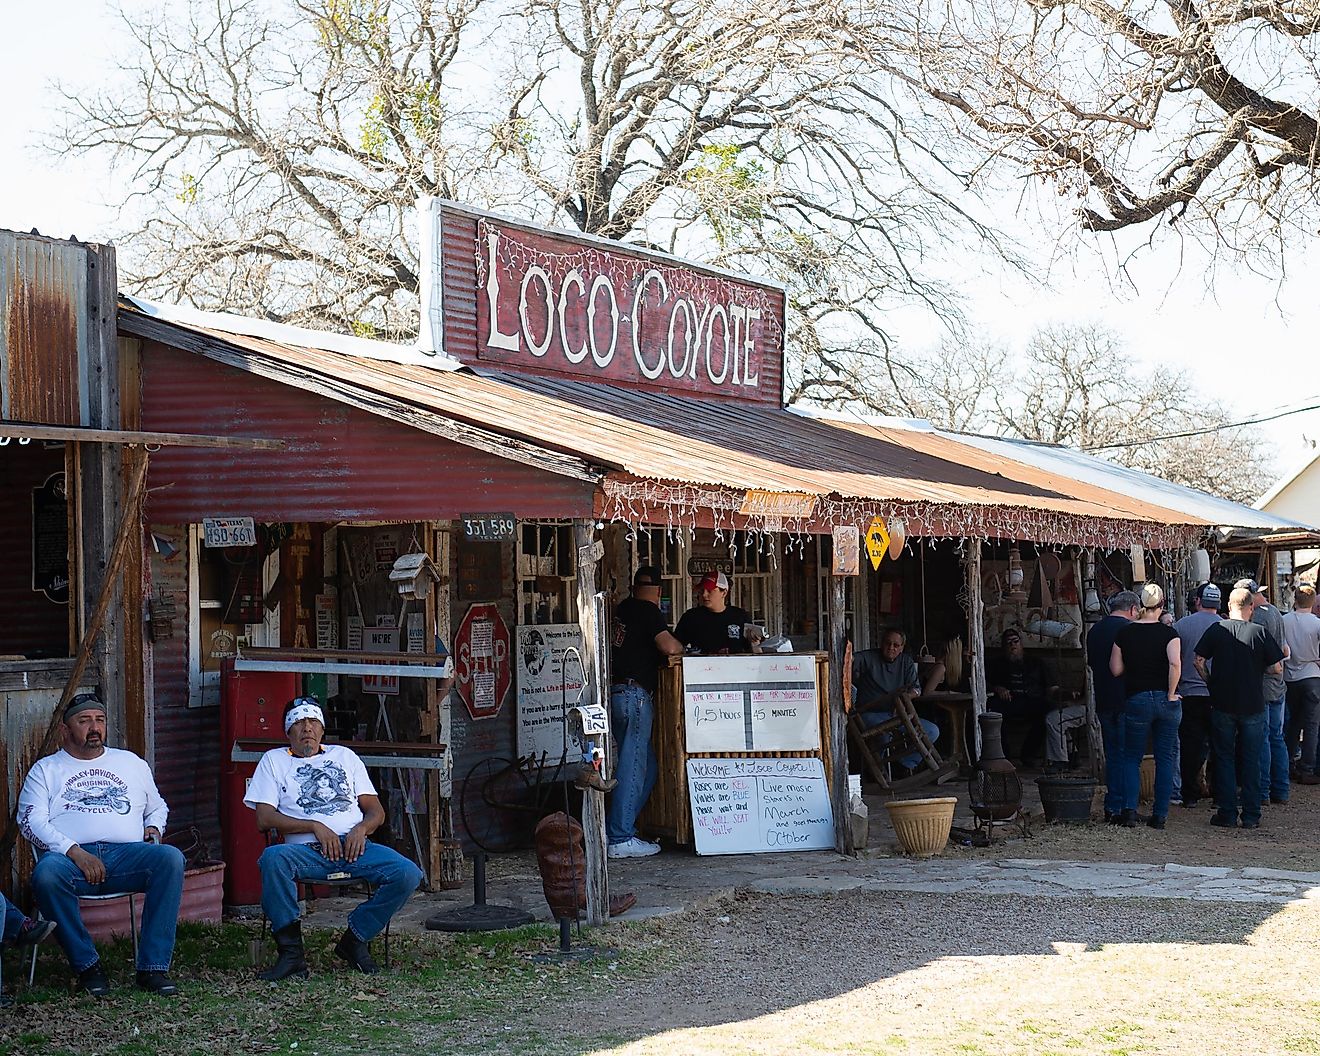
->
[511, 888, 1320, 1056]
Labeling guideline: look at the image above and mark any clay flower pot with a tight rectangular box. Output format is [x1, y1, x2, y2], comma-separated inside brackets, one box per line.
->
[884, 797, 957, 857]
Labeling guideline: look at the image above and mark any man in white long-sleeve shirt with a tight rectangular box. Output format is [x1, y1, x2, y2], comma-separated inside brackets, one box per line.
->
[17, 693, 185, 998]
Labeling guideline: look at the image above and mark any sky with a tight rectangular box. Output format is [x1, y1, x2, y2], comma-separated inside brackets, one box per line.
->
[6, 2, 1320, 499]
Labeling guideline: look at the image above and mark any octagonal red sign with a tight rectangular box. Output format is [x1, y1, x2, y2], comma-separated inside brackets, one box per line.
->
[455, 603, 511, 719]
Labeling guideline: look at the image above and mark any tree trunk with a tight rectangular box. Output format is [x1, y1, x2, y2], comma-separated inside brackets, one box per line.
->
[574, 521, 609, 925]
[828, 575, 853, 855]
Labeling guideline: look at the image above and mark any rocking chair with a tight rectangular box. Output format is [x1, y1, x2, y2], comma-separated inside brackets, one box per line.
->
[848, 694, 959, 794]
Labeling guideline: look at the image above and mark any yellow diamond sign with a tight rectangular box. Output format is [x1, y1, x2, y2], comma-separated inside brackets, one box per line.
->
[865, 516, 890, 570]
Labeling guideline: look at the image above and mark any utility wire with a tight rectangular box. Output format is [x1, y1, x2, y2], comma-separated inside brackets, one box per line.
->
[1082, 396, 1320, 451]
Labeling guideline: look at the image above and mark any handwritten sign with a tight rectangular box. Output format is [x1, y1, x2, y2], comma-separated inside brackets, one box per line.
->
[687, 757, 834, 856]
[683, 655, 819, 753]
[362, 625, 400, 696]
[515, 623, 585, 759]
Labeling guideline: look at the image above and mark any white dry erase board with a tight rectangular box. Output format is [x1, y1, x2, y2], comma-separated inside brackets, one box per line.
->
[682, 654, 820, 753]
[687, 757, 835, 855]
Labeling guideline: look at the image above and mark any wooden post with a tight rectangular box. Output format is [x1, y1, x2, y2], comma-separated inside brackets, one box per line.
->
[827, 574, 853, 855]
[574, 520, 610, 925]
[1080, 548, 1103, 780]
[968, 540, 987, 760]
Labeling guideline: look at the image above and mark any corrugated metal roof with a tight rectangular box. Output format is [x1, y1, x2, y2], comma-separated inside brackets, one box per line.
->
[946, 432, 1313, 532]
[121, 302, 1302, 547]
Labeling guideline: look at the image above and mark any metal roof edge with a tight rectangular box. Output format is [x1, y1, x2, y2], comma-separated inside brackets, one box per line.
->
[424, 197, 790, 295]
[122, 295, 464, 371]
[118, 307, 603, 484]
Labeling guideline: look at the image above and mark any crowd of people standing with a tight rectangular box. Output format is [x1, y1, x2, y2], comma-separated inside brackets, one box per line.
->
[1087, 578, 1320, 830]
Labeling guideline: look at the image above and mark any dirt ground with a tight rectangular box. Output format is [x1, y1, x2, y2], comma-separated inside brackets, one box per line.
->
[868, 768, 1320, 871]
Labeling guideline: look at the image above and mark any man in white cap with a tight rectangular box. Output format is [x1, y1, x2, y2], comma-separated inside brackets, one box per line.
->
[674, 571, 764, 655]
[246, 697, 423, 980]
[18, 692, 184, 997]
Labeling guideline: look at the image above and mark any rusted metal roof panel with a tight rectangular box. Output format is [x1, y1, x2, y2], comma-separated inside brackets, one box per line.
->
[141, 343, 596, 524]
[0, 231, 90, 425]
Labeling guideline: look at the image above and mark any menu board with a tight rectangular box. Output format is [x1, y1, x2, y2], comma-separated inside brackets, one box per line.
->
[687, 757, 834, 855]
[683, 655, 819, 753]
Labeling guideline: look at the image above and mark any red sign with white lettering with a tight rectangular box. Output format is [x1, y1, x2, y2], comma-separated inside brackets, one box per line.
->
[473, 219, 784, 402]
[454, 602, 511, 720]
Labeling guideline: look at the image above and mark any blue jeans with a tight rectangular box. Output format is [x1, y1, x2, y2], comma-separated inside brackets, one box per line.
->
[1122, 691, 1181, 817]
[2, 892, 27, 943]
[32, 841, 185, 973]
[1211, 709, 1266, 824]
[1260, 696, 1290, 801]
[606, 683, 658, 844]
[258, 839, 422, 940]
[859, 710, 941, 771]
[1099, 710, 1126, 815]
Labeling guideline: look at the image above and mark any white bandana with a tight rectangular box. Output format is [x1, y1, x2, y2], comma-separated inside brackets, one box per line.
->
[284, 702, 325, 733]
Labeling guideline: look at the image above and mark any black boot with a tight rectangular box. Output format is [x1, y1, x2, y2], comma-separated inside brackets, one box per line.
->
[333, 928, 380, 975]
[258, 922, 309, 981]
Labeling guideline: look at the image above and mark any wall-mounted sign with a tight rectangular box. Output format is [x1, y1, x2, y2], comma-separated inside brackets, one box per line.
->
[469, 217, 784, 402]
[686, 557, 734, 578]
[455, 603, 512, 720]
[31, 472, 69, 604]
[865, 516, 890, 571]
[515, 623, 585, 758]
[833, 526, 860, 576]
[362, 625, 400, 696]
[461, 512, 516, 541]
[738, 490, 818, 519]
[203, 516, 256, 548]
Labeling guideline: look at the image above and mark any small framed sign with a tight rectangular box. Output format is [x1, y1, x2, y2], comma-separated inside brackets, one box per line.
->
[203, 517, 257, 548]
[460, 513, 516, 542]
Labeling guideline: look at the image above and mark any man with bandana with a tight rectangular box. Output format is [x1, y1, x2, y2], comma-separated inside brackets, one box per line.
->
[245, 697, 424, 980]
[18, 692, 184, 997]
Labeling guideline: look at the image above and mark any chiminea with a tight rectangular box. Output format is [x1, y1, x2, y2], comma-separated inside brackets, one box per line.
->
[970, 712, 1023, 823]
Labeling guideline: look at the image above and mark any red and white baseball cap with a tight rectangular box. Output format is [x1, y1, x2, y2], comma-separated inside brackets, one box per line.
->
[698, 571, 729, 592]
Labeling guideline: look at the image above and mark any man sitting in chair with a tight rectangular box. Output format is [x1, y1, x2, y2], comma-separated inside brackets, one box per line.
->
[246, 698, 424, 981]
[852, 627, 943, 769]
[18, 693, 184, 998]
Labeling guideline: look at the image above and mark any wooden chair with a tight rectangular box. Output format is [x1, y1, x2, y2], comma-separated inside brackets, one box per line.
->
[848, 694, 958, 794]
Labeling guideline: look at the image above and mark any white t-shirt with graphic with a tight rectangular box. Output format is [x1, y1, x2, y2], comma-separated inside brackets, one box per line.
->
[243, 744, 377, 844]
[18, 747, 169, 856]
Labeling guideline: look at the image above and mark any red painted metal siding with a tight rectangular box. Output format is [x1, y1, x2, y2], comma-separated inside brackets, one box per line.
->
[0, 442, 68, 657]
[439, 205, 786, 405]
[140, 342, 595, 524]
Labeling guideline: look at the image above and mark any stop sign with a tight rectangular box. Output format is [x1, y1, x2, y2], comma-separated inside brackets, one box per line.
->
[455, 603, 511, 719]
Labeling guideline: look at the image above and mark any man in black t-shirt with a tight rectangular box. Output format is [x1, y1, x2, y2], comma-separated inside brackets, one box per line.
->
[673, 572, 764, 655]
[606, 566, 683, 858]
[1194, 586, 1285, 829]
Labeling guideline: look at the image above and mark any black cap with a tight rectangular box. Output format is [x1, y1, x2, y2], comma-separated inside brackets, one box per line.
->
[633, 565, 662, 587]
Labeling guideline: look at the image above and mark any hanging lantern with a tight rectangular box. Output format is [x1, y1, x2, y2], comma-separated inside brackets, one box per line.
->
[887, 518, 907, 560]
[1007, 547, 1028, 603]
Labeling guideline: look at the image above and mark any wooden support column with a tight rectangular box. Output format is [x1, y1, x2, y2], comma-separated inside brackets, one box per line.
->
[574, 520, 610, 925]
[827, 574, 853, 855]
[420, 522, 444, 888]
[1080, 548, 1103, 780]
[968, 540, 987, 760]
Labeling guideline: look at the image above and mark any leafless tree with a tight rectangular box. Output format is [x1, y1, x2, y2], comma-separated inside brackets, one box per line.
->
[800, 322, 1275, 502]
[870, 0, 1320, 258]
[56, 0, 1008, 361]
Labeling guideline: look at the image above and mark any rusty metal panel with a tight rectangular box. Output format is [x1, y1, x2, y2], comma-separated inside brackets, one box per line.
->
[140, 343, 595, 525]
[441, 210, 479, 362]
[0, 230, 89, 426]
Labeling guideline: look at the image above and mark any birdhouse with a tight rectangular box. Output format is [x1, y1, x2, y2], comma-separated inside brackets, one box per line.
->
[389, 552, 440, 600]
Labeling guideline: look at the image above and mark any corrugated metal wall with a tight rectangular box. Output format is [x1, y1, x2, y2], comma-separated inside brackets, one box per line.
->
[0, 231, 89, 425]
[141, 342, 595, 524]
[146, 526, 221, 853]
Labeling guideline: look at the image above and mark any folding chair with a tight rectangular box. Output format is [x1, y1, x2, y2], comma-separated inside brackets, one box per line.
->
[27, 845, 139, 986]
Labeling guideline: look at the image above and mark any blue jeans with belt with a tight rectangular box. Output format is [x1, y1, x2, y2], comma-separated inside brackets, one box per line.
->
[1259, 695, 1289, 801]
[607, 682, 658, 844]
[1122, 691, 1182, 818]
[32, 841, 186, 973]
[1098, 709, 1126, 815]
[258, 838, 423, 939]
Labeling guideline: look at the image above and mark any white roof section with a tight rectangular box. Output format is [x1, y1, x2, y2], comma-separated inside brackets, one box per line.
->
[945, 431, 1315, 533]
[789, 404, 937, 433]
[126, 296, 463, 371]
[1257, 449, 1320, 511]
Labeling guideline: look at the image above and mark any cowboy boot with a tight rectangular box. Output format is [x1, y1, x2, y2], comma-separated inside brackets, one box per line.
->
[258, 921, 309, 981]
[333, 928, 380, 975]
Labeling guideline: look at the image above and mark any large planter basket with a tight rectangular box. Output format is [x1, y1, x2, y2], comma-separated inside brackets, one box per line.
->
[884, 797, 957, 857]
[1139, 756, 1156, 804]
[1036, 775, 1097, 824]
